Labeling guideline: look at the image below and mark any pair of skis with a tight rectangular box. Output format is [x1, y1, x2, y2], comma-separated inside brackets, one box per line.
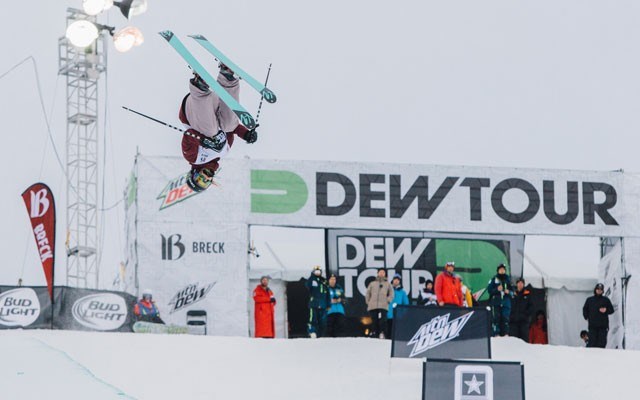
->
[159, 31, 277, 130]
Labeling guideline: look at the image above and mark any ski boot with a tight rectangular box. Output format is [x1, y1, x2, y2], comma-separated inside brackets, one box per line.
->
[190, 72, 209, 91]
[219, 62, 237, 81]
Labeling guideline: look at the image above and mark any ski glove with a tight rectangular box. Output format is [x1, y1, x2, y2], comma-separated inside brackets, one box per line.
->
[244, 128, 258, 144]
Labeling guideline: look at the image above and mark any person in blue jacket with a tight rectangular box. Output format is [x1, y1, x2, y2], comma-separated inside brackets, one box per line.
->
[305, 265, 330, 338]
[326, 274, 346, 337]
[387, 273, 409, 338]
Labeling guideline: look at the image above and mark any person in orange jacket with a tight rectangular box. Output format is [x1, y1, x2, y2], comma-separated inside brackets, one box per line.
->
[435, 262, 464, 307]
[529, 310, 549, 344]
[253, 276, 276, 338]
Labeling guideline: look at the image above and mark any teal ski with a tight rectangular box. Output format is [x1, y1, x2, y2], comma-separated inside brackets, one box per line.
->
[159, 30, 256, 130]
[189, 34, 277, 104]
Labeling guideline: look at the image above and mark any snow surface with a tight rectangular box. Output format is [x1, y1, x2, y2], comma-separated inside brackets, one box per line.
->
[1, 330, 635, 400]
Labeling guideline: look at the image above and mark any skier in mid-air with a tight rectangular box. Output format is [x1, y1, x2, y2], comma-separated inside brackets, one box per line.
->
[178, 64, 258, 192]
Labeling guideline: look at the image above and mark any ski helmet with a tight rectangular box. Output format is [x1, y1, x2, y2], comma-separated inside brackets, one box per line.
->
[142, 289, 153, 299]
[186, 168, 214, 192]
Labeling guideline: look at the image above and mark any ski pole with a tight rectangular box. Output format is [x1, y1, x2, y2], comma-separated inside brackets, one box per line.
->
[122, 106, 185, 133]
[122, 106, 206, 142]
[255, 63, 272, 125]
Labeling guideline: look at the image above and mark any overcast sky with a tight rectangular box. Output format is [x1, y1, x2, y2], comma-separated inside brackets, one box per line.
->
[3, 0, 639, 287]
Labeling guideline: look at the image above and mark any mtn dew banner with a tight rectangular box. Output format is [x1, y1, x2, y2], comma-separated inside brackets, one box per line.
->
[391, 305, 492, 359]
[249, 160, 640, 237]
[326, 229, 524, 319]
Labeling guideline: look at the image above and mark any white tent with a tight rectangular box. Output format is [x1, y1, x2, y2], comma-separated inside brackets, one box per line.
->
[523, 249, 598, 347]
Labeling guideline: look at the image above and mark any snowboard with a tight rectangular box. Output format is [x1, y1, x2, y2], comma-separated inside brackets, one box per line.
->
[133, 321, 189, 335]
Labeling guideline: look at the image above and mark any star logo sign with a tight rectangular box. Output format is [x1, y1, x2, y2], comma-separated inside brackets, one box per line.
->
[454, 365, 493, 400]
[464, 374, 484, 395]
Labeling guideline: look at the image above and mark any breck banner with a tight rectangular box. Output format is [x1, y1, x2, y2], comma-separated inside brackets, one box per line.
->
[423, 359, 525, 400]
[391, 305, 492, 359]
[21, 183, 56, 300]
[249, 160, 640, 237]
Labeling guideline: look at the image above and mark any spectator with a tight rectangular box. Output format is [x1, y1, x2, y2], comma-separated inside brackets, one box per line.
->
[133, 289, 164, 324]
[435, 262, 463, 307]
[461, 283, 475, 307]
[579, 330, 590, 347]
[582, 283, 614, 348]
[387, 273, 410, 338]
[306, 265, 330, 338]
[487, 263, 513, 336]
[326, 274, 346, 338]
[529, 310, 548, 344]
[252, 276, 276, 338]
[418, 279, 438, 306]
[365, 268, 394, 339]
[510, 278, 533, 342]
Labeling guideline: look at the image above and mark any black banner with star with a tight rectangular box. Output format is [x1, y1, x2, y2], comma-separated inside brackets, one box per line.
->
[423, 359, 525, 400]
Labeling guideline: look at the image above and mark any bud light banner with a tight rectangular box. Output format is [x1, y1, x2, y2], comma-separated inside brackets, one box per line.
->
[0, 286, 56, 329]
[423, 359, 525, 400]
[21, 183, 56, 300]
[391, 305, 491, 359]
[55, 288, 137, 332]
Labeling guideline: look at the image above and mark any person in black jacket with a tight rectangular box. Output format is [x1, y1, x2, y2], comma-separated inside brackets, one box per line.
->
[487, 264, 513, 336]
[582, 283, 614, 348]
[509, 278, 533, 341]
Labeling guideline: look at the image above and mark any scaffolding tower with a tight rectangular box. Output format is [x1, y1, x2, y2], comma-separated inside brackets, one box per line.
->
[58, 8, 107, 288]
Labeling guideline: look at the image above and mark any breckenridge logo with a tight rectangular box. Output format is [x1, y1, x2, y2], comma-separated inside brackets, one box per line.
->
[157, 173, 200, 210]
[0, 288, 41, 327]
[168, 282, 216, 313]
[72, 293, 127, 331]
[407, 312, 474, 357]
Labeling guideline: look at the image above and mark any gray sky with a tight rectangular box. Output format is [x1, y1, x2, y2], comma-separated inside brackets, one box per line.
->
[4, 0, 638, 286]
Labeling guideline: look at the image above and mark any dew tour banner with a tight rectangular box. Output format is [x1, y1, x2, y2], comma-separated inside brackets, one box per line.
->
[0, 286, 136, 332]
[21, 183, 56, 300]
[423, 359, 525, 400]
[326, 229, 524, 320]
[391, 305, 491, 359]
[249, 160, 640, 237]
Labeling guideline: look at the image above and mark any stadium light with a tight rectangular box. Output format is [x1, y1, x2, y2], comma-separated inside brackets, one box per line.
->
[114, 0, 148, 19]
[82, 0, 114, 16]
[113, 26, 144, 52]
[65, 20, 100, 48]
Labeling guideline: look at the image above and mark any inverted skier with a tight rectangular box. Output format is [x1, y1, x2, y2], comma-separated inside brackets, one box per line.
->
[178, 64, 258, 192]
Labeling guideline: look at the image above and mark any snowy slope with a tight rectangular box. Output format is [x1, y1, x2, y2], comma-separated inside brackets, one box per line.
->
[1, 330, 635, 400]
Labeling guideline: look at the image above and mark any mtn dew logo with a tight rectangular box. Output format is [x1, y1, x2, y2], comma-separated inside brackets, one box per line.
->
[407, 312, 474, 357]
[157, 172, 201, 210]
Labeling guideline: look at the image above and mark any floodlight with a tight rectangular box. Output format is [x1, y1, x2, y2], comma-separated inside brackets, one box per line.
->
[82, 0, 108, 16]
[114, 0, 148, 19]
[66, 20, 100, 48]
[113, 26, 144, 52]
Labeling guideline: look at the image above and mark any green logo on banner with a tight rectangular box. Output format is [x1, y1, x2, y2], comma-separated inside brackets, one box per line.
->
[251, 170, 308, 214]
[435, 239, 509, 301]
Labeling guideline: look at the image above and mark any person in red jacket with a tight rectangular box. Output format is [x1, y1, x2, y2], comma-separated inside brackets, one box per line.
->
[529, 310, 549, 344]
[133, 289, 164, 324]
[435, 262, 464, 307]
[253, 276, 276, 338]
